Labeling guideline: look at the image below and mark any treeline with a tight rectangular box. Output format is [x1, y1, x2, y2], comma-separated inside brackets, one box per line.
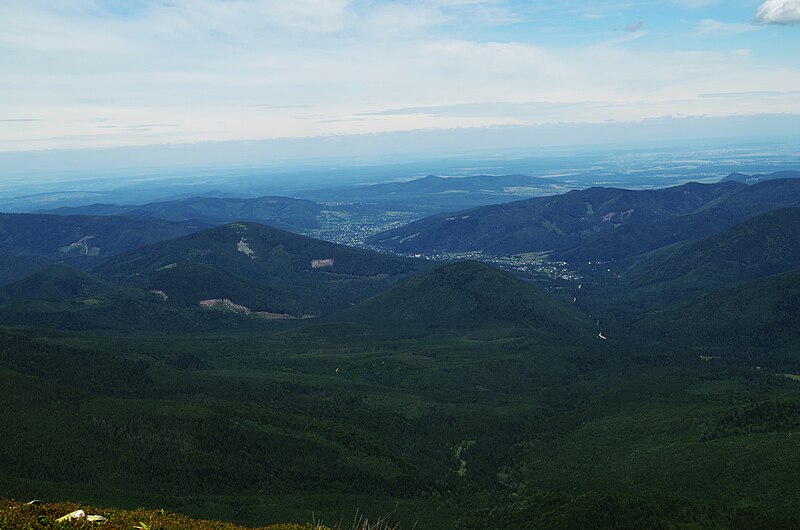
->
[455, 490, 800, 529]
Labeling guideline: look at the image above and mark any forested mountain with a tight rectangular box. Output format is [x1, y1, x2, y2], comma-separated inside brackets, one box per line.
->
[0, 213, 198, 264]
[369, 179, 800, 260]
[618, 208, 800, 304]
[3, 176, 800, 529]
[338, 261, 593, 336]
[93, 222, 427, 315]
[0, 254, 50, 287]
[144, 262, 303, 314]
[40, 195, 326, 233]
[0, 264, 115, 304]
[633, 268, 800, 358]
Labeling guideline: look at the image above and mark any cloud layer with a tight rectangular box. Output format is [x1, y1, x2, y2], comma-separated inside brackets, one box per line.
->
[0, 1, 799, 153]
[755, 0, 800, 24]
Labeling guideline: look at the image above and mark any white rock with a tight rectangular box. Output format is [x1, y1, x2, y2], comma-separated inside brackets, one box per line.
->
[87, 514, 108, 522]
[56, 509, 86, 522]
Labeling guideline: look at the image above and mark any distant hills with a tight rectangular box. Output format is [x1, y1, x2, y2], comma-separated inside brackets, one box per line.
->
[0, 217, 431, 328]
[722, 170, 800, 185]
[369, 179, 800, 261]
[300, 174, 574, 214]
[563, 178, 800, 262]
[0, 213, 199, 286]
[3, 171, 800, 332]
[5, 170, 800, 529]
[337, 261, 593, 335]
[40, 195, 326, 233]
[33, 175, 575, 234]
[0, 212, 197, 263]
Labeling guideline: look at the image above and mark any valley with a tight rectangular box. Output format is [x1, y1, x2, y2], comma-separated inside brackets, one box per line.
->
[0, 167, 799, 529]
[5, 2, 800, 527]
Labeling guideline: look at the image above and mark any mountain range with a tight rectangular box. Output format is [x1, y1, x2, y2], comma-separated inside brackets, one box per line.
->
[368, 179, 800, 261]
[40, 195, 326, 233]
[3, 170, 800, 528]
[298, 173, 574, 213]
[0, 212, 197, 262]
[721, 170, 800, 185]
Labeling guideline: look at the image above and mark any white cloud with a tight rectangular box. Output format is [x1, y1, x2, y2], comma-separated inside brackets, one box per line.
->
[755, 0, 800, 25]
[691, 19, 756, 36]
[0, 1, 799, 152]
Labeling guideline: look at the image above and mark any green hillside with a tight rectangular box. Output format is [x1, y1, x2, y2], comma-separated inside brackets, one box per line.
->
[0, 290, 283, 333]
[0, 254, 49, 287]
[2, 181, 800, 529]
[0, 264, 115, 304]
[633, 268, 800, 358]
[337, 261, 594, 336]
[368, 181, 747, 256]
[619, 207, 800, 305]
[147, 263, 304, 315]
[369, 179, 800, 262]
[94, 222, 427, 315]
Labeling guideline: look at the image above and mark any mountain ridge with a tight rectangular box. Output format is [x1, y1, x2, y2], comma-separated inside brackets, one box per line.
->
[39, 195, 326, 233]
[368, 179, 800, 261]
[93, 221, 428, 316]
[335, 260, 594, 336]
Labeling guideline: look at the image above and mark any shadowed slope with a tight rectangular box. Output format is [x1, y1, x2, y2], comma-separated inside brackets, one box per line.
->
[337, 261, 593, 335]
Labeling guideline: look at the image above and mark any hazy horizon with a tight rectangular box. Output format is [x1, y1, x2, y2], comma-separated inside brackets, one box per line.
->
[2, 0, 800, 178]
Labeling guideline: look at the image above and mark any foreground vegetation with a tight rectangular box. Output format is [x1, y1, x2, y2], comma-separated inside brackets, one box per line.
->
[2, 315, 800, 528]
[0, 498, 328, 530]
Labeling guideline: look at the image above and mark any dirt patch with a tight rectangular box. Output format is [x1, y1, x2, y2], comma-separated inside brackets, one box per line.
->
[311, 258, 334, 269]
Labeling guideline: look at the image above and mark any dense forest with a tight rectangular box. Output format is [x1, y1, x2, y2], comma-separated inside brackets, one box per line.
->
[1, 179, 800, 529]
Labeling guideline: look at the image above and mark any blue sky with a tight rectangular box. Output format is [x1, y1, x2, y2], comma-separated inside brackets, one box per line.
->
[1, 0, 799, 156]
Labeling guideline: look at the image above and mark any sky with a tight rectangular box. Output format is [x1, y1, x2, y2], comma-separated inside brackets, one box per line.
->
[1, 0, 800, 161]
